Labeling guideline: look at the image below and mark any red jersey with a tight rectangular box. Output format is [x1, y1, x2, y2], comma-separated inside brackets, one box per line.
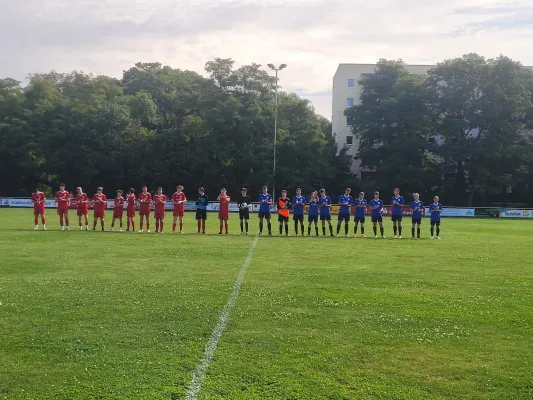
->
[31, 192, 46, 209]
[172, 192, 186, 211]
[139, 192, 152, 213]
[55, 190, 70, 205]
[127, 194, 136, 209]
[153, 194, 167, 214]
[93, 193, 107, 213]
[218, 195, 230, 220]
[114, 196, 125, 209]
[76, 193, 89, 208]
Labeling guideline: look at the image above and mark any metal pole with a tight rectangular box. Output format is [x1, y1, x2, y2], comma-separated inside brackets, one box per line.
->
[273, 69, 278, 201]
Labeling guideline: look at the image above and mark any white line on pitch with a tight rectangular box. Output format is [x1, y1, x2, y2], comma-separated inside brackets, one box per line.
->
[185, 234, 259, 400]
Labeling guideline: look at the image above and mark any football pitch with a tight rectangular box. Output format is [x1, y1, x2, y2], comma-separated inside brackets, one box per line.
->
[1, 209, 532, 400]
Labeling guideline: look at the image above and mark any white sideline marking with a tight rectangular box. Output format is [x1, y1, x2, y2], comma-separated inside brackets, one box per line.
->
[185, 234, 259, 399]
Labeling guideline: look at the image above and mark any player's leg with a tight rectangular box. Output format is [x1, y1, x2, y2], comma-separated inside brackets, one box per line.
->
[411, 219, 416, 238]
[139, 213, 144, 232]
[201, 213, 206, 234]
[219, 216, 223, 234]
[84, 214, 89, 229]
[284, 219, 288, 236]
[379, 221, 385, 237]
[307, 217, 312, 236]
[398, 218, 403, 238]
[197, 213, 201, 234]
[100, 215, 105, 231]
[155, 215, 160, 232]
[354, 220, 358, 236]
[172, 215, 177, 232]
[360, 219, 365, 237]
[224, 218, 228, 234]
[336, 216, 342, 235]
[393, 218, 398, 237]
[119, 216, 123, 231]
[344, 216, 349, 236]
[266, 213, 272, 235]
[160, 214, 164, 233]
[294, 217, 299, 236]
[373, 219, 378, 237]
[78, 212, 83, 229]
[430, 221, 435, 238]
[300, 217, 304, 236]
[417, 221, 421, 238]
[64, 211, 69, 230]
[258, 214, 264, 234]
[34, 210, 39, 229]
[245, 215, 249, 234]
[111, 217, 115, 230]
[179, 215, 184, 233]
[59, 209, 64, 229]
[240, 212, 244, 234]
[328, 217, 334, 236]
[436, 221, 441, 238]
[321, 217, 326, 236]
[278, 215, 283, 235]
[41, 211, 46, 229]
[146, 215, 150, 232]
[92, 214, 98, 230]
[314, 219, 319, 236]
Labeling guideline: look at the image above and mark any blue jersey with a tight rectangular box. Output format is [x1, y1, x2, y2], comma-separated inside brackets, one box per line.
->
[353, 198, 367, 217]
[308, 199, 319, 216]
[196, 194, 208, 210]
[429, 202, 443, 222]
[370, 199, 383, 217]
[410, 201, 424, 219]
[258, 193, 272, 213]
[318, 196, 332, 216]
[391, 195, 404, 216]
[338, 194, 353, 215]
[292, 195, 306, 215]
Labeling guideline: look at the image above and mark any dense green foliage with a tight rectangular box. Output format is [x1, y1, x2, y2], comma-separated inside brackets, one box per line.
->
[346, 54, 533, 206]
[0, 59, 354, 197]
[1, 209, 533, 399]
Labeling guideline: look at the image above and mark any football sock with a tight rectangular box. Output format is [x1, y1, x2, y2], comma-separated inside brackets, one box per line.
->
[220, 221, 223, 233]
[240, 222, 244, 233]
[132, 221, 135, 231]
[156, 220, 160, 232]
[361, 226, 364, 235]
[336, 223, 341, 234]
[202, 220, 206, 233]
[146, 220, 150, 230]
[160, 221, 163, 231]
[180, 222, 183, 231]
[315, 226, 319, 236]
[224, 221, 228, 233]
[42, 217, 46, 225]
[140, 220, 144, 230]
[245, 222, 248, 233]
[431, 226, 434, 236]
[294, 222, 298, 234]
[197, 220, 201, 232]
[329, 224, 333, 235]
[172, 222, 176, 232]
[308, 226, 311, 236]
[65, 217, 69, 227]
[300, 223, 304, 234]
[322, 226, 326, 235]
[285, 224, 288, 235]
[267, 222, 271, 234]
[373, 226, 377, 236]
[93, 220, 97, 230]
[100, 220, 104, 230]
[60, 215, 64, 226]
[111, 220, 115, 228]
[354, 224, 358, 234]
[344, 223, 348, 235]
[128, 220, 131, 230]
[412, 228, 415, 237]
[34, 217, 38, 225]
[393, 225, 397, 235]
[380, 226, 384, 236]
[259, 220, 263, 233]
[436, 227, 440, 236]
[398, 225, 402, 236]
[279, 224, 283, 235]
[417, 228, 420, 238]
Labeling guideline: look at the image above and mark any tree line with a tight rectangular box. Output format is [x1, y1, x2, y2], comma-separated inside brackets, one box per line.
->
[0, 59, 354, 199]
[345, 54, 533, 206]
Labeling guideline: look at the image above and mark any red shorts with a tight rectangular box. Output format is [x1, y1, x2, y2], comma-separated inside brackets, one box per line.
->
[34, 206, 45, 216]
[94, 209, 105, 218]
[113, 208, 124, 219]
[57, 205, 69, 215]
[218, 210, 229, 220]
[139, 208, 150, 216]
[173, 207, 184, 217]
[154, 210, 165, 219]
[77, 206, 88, 216]
[127, 207, 136, 218]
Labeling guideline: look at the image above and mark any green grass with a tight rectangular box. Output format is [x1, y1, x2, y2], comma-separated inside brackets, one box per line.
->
[1, 209, 532, 399]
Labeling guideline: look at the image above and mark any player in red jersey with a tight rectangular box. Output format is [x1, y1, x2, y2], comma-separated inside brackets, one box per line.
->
[111, 190, 125, 232]
[75, 187, 89, 230]
[31, 188, 46, 230]
[138, 185, 152, 232]
[153, 187, 167, 233]
[126, 188, 136, 231]
[55, 183, 71, 230]
[92, 187, 107, 231]
[217, 188, 230, 234]
[171, 185, 186, 233]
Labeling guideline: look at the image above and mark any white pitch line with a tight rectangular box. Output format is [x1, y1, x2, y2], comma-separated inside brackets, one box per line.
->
[185, 234, 259, 400]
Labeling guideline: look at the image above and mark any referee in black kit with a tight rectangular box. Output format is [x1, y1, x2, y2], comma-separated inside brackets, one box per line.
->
[237, 188, 251, 235]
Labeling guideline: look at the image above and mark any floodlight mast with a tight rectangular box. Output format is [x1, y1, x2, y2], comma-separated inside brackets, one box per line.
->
[267, 64, 287, 202]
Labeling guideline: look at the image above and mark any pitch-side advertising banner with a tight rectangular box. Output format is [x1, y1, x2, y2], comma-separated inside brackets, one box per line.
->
[499, 209, 533, 218]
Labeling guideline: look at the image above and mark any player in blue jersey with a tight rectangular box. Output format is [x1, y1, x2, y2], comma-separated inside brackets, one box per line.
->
[370, 191, 385, 238]
[391, 188, 404, 238]
[353, 192, 367, 238]
[410, 193, 424, 239]
[318, 189, 334, 236]
[307, 191, 320, 236]
[429, 196, 443, 239]
[258, 186, 273, 235]
[336, 188, 353, 237]
[292, 188, 306, 236]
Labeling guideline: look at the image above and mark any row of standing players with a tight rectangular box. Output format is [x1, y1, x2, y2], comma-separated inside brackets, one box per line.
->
[30, 184, 444, 238]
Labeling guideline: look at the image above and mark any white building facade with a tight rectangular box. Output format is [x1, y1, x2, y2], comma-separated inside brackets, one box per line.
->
[332, 63, 435, 177]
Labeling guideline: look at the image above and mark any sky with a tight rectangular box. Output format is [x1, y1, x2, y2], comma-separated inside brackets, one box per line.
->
[1, 0, 532, 119]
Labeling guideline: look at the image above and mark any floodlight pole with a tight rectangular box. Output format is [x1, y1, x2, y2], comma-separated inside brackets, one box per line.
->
[267, 64, 287, 202]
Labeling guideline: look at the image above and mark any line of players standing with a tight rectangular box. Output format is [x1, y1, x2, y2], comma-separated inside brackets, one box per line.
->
[30, 184, 444, 239]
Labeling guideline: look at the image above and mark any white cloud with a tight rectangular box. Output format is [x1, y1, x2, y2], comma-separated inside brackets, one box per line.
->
[1, 0, 532, 119]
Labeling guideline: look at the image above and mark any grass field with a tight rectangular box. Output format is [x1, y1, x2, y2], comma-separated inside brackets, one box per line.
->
[1, 208, 532, 400]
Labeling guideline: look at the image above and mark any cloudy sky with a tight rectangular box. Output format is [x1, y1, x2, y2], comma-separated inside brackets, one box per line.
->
[2, 0, 532, 118]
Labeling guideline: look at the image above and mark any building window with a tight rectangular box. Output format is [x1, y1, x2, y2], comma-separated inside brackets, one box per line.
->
[348, 79, 355, 87]
[347, 115, 355, 126]
[346, 98, 354, 107]
[346, 136, 353, 145]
